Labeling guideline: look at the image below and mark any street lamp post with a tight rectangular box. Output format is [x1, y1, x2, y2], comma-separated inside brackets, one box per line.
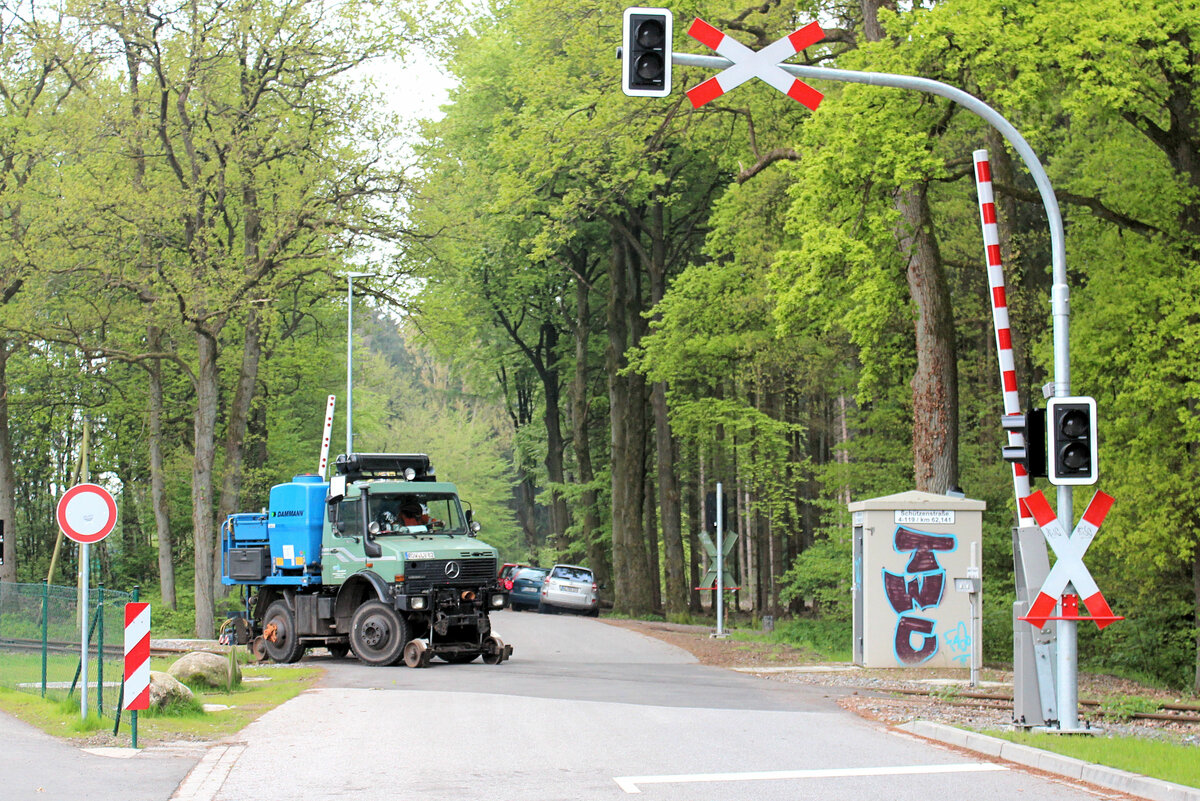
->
[346, 271, 377, 455]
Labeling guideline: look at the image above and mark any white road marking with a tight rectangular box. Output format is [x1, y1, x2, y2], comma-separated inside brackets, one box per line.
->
[170, 743, 246, 800]
[614, 761, 1007, 794]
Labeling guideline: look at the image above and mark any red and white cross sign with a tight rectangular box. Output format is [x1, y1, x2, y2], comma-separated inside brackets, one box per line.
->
[686, 19, 825, 110]
[1022, 490, 1120, 630]
[124, 602, 151, 711]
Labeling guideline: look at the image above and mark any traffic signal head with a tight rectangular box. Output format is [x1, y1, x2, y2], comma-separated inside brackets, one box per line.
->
[1047, 396, 1098, 485]
[1001, 407, 1047, 478]
[622, 7, 672, 97]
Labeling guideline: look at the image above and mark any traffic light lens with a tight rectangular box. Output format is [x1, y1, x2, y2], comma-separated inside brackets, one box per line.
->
[1061, 409, 1089, 438]
[636, 19, 665, 48]
[1061, 442, 1090, 471]
[635, 52, 664, 81]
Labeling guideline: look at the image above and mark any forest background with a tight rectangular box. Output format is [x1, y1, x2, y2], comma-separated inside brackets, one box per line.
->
[0, 0, 1196, 693]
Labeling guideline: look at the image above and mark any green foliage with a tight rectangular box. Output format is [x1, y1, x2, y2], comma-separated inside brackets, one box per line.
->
[1096, 694, 1162, 721]
[761, 617, 853, 662]
[138, 693, 206, 718]
[778, 536, 853, 621]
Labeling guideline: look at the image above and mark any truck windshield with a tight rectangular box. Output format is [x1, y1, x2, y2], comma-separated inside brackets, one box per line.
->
[368, 493, 465, 535]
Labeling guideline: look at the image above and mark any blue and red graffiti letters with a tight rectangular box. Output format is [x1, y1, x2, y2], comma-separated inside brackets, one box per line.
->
[883, 526, 958, 665]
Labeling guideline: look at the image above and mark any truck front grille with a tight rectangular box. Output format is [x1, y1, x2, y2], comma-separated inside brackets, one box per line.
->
[403, 557, 497, 593]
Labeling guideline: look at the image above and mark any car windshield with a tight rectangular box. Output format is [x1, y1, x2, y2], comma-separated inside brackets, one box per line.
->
[515, 568, 548, 581]
[368, 493, 465, 535]
[551, 566, 592, 582]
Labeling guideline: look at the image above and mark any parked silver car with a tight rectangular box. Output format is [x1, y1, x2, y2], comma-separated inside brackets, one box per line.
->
[539, 564, 600, 616]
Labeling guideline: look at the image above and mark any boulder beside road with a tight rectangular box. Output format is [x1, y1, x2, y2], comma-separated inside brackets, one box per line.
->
[168, 650, 242, 689]
[148, 670, 195, 709]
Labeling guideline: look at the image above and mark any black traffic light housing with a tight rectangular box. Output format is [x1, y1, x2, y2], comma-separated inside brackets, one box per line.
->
[1001, 408, 1047, 478]
[622, 7, 672, 97]
[1047, 396, 1098, 485]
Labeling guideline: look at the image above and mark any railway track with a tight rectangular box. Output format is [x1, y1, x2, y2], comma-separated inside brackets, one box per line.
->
[884, 686, 1200, 725]
[0, 636, 215, 660]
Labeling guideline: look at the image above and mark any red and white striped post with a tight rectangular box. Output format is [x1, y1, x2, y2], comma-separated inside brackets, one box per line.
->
[973, 149, 1034, 528]
[124, 601, 150, 747]
[318, 394, 336, 478]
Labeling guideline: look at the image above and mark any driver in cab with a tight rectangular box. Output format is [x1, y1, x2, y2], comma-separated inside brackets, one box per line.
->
[400, 501, 441, 530]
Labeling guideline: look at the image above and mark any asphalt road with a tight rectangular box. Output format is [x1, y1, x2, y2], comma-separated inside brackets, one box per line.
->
[178, 611, 1107, 801]
[1, 611, 1119, 801]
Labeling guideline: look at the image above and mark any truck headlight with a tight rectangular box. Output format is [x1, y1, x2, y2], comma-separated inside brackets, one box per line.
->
[491, 593, 506, 608]
[410, 596, 427, 610]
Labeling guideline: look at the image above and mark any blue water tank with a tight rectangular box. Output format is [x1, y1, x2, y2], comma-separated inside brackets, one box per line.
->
[267, 475, 327, 570]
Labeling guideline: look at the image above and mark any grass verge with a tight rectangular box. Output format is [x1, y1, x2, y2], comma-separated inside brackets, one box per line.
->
[984, 728, 1200, 789]
[0, 656, 321, 746]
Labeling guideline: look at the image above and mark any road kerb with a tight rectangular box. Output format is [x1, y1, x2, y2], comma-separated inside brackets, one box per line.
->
[898, 720, 1200, 801]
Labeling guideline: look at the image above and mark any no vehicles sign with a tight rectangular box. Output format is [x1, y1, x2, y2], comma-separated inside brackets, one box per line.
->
[56, 483, 117, 544]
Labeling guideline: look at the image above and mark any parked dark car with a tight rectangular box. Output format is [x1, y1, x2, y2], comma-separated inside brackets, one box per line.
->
[508, 566, 550, 610]
[498, 563, 529, 592]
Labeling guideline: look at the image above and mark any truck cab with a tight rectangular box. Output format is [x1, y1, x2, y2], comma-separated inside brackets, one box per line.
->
[222, 452, 511, 667]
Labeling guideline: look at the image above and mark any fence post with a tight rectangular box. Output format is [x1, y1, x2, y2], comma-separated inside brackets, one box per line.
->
[97, 583, 104, 718]
[40, 580, 48, 698]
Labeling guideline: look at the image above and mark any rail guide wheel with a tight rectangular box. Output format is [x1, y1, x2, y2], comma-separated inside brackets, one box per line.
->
[403, 638, 432, 668]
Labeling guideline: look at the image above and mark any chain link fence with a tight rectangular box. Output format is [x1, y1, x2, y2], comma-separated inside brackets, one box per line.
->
[0, 581, 135, 720]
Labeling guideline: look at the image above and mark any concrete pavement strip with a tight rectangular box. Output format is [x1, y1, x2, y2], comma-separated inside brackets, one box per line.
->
[899, 720, 1200, 801]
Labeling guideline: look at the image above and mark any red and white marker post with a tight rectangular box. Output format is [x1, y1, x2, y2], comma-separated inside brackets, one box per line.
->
[973, 149, 1035, 528]
[124, 601, 151, 747]
[318, 394, 336, 477]
[56, 483, 117, 720]
[685, 19, 825, 109]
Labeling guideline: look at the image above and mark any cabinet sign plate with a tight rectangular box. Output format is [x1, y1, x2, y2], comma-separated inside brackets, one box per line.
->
[894, 510, 955, 525]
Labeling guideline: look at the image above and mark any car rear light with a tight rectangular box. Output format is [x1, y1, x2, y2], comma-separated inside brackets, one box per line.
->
[504, 578, 513, 590]
[591, 583, 598, 592]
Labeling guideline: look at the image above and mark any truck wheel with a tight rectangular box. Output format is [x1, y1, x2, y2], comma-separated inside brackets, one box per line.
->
[350, 601, 408, 666]
[262, 601, 305, 664]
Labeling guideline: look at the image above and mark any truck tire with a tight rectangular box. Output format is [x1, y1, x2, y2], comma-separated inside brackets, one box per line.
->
[262, 600, 305, 664]
[350, 601, 408, 666]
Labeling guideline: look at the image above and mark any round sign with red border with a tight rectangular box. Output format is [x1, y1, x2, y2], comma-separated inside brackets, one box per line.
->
[56, 483, 118, 544]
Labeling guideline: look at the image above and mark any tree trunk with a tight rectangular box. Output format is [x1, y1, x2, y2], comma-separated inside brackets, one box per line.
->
[539, 322, 570, 547]
[0, 344, 15, 583]
[570, 277, 605, 587]
[214, 305, 262, 592]
[861, 0, 959, 493]
[895, 185, 959, 493]
[192, 329, 220, 637]
[607, 227, 653, 614]
[147, 326, 176, 610]
[647, 200, 686, 616]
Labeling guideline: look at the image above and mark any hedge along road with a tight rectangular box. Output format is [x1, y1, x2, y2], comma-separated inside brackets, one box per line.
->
[169, 611, 1111, 801]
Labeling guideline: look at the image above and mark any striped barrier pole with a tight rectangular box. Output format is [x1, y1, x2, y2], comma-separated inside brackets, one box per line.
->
[973, 149, 1035, 528]
[318, 394, 336, 478]
[124, 597, 150, 748]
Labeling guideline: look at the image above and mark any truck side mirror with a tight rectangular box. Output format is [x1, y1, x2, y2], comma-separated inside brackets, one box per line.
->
[328, 474, 346, 504]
